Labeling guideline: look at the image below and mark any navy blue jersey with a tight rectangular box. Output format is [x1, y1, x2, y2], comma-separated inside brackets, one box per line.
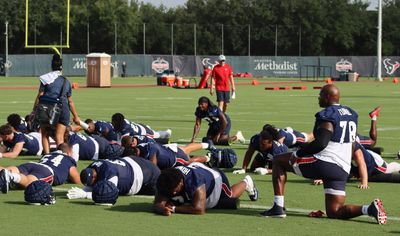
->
[249, 134, 289, 160]
[16, 119, 28, 133]
[39, 76, 72, 105]
[351, 142, 386, 177]
[278, 129, 307, 148]
[94, 121, 117, 141]
[137, 142, 176, 169]
[312, 104, 358, 173]
[116, 119, 145, 139]
[38, 151, 77, 186]
[195, 105, 222, 125]
[314, 105, 358, 143]
[176, 165, 216, 200]
[134, 135, 156, 145]
[69, 132, 98, 160]
[88, 158, 134, 195]
[3, 132, 40, 155]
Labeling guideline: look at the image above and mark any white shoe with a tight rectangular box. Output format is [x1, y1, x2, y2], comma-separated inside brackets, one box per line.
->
[243, 175, 258, 201]
[166, 129, 172, 138]
[235, 131, 245, 144]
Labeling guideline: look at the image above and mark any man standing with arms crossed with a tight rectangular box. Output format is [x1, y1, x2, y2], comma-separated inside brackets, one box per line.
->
[210, 55, 235, 113]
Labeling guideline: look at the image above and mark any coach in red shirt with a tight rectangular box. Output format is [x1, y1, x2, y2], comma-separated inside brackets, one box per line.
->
[210, 55, 235, 113]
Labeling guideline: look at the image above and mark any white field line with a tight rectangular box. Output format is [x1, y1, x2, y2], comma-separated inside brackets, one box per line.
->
[53, 187, 400, 221]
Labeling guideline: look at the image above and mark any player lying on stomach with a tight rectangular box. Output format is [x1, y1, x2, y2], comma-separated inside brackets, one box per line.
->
[0, 143, 80, 193]
[67, 156, 160, 205]
[153, 162, 258, 216]
[0, 124, 43, 158]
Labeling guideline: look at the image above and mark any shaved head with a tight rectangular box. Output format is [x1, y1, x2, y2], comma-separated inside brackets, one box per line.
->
[318, 84, 340, 107]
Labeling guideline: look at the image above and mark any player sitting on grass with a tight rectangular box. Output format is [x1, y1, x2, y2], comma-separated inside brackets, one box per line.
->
[84, 119, 118, 142]
[0, 143, 80, 193]
[233, 125, 288, 175]
[123, 141, 216, 170]
[153, 162, 258, 216]
[67, 156, 160, 204]
[111, 113, 171, 142]
[0, 124, 43, 158]
[261, 85, 387, 225]
[191, 96, 245, 145]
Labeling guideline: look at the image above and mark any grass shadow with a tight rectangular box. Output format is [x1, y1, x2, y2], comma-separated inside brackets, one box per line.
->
[69, 201, 96, 206]
[4, 201, 28, 205]
[106, 202, 153, 213]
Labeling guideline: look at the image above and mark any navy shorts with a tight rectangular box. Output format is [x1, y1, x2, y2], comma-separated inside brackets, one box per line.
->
[139, 123, 155, 136]
[175, 148, 190, 165]
[131, 156, 161, 195]
[213, 169, 238, 209]
[216, 90, 230, 103]
[254, 153, 272, 169]
[207, 114, 231, 137]
[17, 163, 54, 184]
[58, 102, 71, 126]
[357, 135, 373, 149]
[293, 157, 348, 196]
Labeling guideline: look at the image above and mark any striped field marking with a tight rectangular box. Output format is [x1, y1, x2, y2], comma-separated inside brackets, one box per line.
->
[54, 187, 399, 221]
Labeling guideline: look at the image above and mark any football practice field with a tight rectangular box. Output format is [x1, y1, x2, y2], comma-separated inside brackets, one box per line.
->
[0, 76, 399, 235]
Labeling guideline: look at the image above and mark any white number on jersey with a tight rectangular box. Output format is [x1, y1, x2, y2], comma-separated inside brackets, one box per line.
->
[339, 121, 357, 143]
[106, 159, 126, 167]
[40, 154, 64, 167]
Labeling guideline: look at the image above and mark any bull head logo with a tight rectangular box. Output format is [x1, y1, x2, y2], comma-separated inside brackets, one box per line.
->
[383, 58, 400, 75]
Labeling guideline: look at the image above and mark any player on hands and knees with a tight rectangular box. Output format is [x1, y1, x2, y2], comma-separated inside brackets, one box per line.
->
[233, 125, 288, 175]
[192, 96, 245, 145]
[260, 84, 387, 225]
[153, 162, 258, 216]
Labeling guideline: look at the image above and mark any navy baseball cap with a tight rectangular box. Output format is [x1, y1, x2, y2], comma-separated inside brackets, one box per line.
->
[80, 168, 95, 186]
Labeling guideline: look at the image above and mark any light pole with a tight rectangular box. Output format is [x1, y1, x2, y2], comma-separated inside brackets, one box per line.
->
[5, 21, 9, 77]
[377, 0, 383, 81]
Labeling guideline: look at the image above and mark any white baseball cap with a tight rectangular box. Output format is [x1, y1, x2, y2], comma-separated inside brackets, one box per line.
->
[218, 55, 226, 61]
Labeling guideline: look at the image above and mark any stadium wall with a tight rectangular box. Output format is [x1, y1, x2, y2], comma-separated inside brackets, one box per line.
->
[2, 54, 400, 78]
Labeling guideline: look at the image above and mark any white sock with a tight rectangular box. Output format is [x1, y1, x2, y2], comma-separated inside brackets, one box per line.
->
[201, 143, 209, 149]
[371, 116, 377, 121]
[205, 154, 211, 162]
[274, 195, 284, 208]
[11, 173, 21, 183]
[362, 205, 369, 215]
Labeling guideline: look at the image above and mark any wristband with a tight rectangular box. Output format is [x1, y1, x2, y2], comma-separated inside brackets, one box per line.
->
[171, 206, 176, 213]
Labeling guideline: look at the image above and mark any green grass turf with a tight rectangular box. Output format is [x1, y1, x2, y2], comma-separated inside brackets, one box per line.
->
[0, 76, 399, 235]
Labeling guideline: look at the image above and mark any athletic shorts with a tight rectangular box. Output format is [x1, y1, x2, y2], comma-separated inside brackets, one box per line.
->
[138, 123, 155, 136]
[254, 153, 272, 169]
[132, 157, 160, 195]
[292, 157, 348, 196]
[216, 90, 230, 103]
[175, 148, 190, 166]
[357, 135, 374, 149]
[213, 169, 238, 209]
[17, 163, 54, 184]
[371, 162, 387, 176]
[207, 114, 231, 137]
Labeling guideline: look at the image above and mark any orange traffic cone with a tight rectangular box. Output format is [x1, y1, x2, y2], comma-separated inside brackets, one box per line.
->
[393, 77, 399, 84]
[251, 79, 259, 86]
[325, 77, 333, 84]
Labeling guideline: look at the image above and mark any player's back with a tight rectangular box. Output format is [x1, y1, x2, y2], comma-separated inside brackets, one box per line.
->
[92, 159, 134, 195]
[314, 104, 358, 173]
[39, 151, 77, 186]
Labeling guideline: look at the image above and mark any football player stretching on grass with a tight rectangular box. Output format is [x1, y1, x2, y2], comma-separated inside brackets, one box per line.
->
[191, 96, 245, 145]
[153, 162, 258, 216]
[261, 84, 387, 225]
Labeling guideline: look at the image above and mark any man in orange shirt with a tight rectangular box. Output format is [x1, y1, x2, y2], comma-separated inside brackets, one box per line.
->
[210, 55, 235, 113]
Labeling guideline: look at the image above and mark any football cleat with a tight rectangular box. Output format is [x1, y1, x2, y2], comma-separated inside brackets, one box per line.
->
[0, 169, 11, 194]
[260, 203, 287, 218]
[367, 198, 387, 225]
[235, 131, 246, 144]
[244, 175, 258, 201]
[369, 106, 382, 118]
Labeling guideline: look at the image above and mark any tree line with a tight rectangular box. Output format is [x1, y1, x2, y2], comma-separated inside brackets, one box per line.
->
[0, 0, 399, 56]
